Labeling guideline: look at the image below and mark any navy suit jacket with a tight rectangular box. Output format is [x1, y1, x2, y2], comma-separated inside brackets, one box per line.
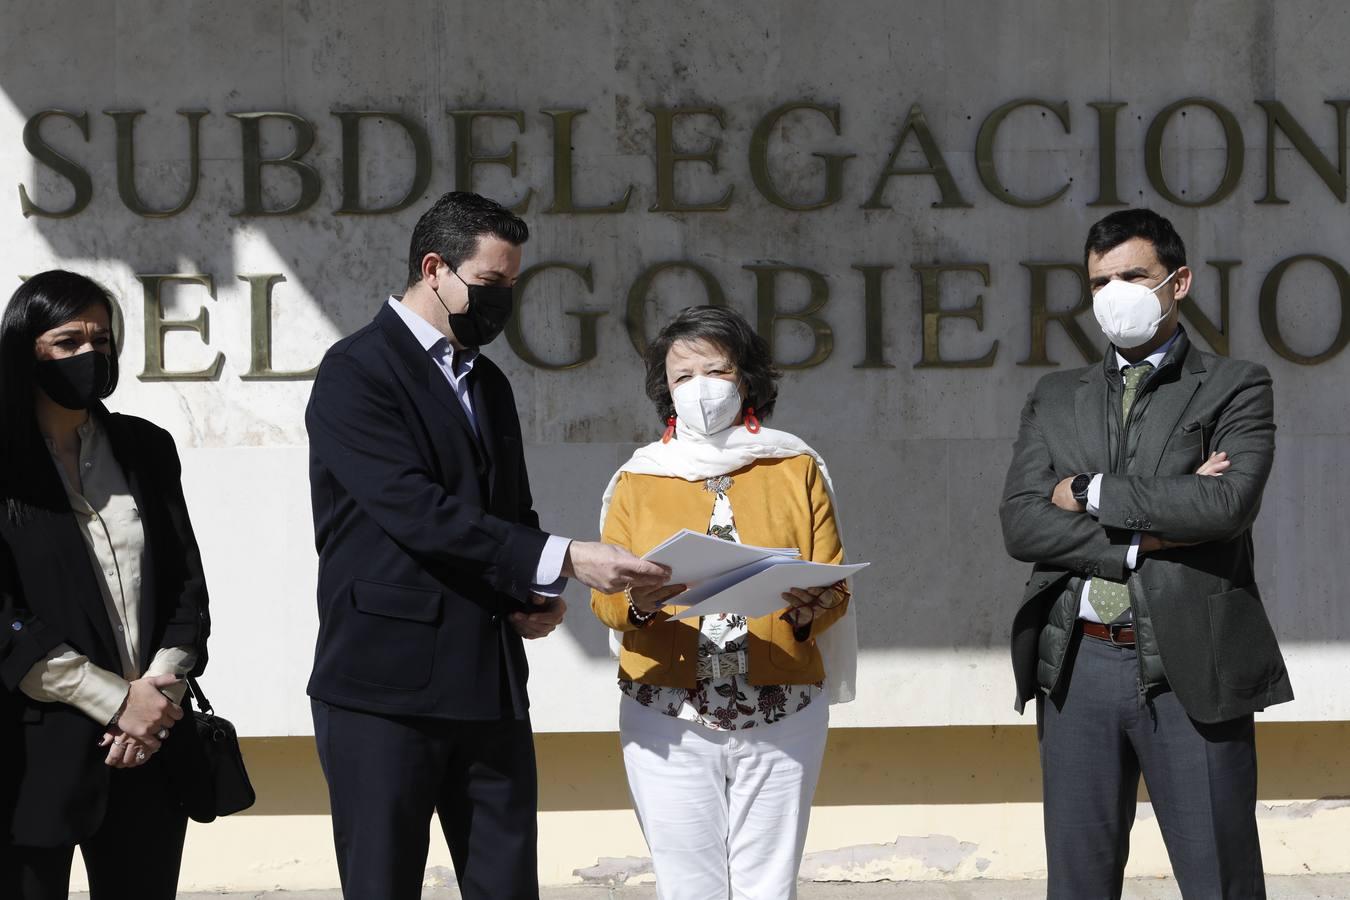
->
[305, 302, 549, 720]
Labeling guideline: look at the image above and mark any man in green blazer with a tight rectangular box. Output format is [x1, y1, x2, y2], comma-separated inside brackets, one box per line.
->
[1000, 208, 1293, 899]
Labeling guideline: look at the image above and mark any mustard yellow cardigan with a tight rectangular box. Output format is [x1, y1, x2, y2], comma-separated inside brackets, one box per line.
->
[591, 454, 850, 688]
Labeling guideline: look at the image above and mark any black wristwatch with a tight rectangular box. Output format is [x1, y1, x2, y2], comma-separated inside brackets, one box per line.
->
[1071, 473, 1094, 506]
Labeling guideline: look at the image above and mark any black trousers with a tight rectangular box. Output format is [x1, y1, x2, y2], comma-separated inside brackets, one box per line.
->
[312, 698, 539, 900]
[0, 759, 188, 900]
[1037, 630, 1265, 900]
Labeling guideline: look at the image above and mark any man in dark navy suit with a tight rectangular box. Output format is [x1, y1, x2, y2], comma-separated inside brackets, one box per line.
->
[305, 191, 669, 900]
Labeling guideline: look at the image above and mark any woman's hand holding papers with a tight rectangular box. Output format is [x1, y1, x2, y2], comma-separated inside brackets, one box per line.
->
[627, 582, 689, 614]
[780, 580, 848, 629]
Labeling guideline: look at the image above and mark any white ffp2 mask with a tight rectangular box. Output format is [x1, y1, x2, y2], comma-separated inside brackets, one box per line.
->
[1092, 270, 1178, 349]
[672, 375, 742, 436]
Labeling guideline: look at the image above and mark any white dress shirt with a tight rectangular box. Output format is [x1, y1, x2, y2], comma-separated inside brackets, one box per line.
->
[1077, 331, 1180, 623]
[387, 297, 569, 592]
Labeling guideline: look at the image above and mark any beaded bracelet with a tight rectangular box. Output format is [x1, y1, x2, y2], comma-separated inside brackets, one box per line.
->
[625, 586, 658, 626]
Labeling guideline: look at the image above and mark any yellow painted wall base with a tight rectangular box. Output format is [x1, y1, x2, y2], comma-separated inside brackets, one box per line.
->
[67, 723, 1350, 891]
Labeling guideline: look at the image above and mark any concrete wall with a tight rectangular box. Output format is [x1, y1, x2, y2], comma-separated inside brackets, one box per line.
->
[4, 0, 1349, 888]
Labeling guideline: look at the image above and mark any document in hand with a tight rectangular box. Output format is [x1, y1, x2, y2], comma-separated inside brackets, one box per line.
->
[641, 529, 868, 621]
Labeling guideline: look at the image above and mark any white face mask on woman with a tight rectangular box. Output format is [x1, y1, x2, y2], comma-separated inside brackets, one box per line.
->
[1092, 270, 1178, 349]
[671, 375, 742, 436]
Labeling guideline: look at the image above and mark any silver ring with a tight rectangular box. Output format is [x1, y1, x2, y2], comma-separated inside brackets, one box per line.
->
[135, 750, 147, 762]
[112, 737, 125, 746]
[157, 728, 169, 740]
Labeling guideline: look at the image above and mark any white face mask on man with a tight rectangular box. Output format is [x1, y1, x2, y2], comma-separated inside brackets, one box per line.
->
[671, 375, 742, 436]
[1092, 270, 1178, 349]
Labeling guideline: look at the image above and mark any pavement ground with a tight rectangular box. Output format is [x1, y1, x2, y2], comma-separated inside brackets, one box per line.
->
[74, 874, 1350, 899]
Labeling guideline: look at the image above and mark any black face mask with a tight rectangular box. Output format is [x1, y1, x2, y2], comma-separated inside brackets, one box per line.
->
[35, 350, 111, 410]
[433, 267, 515, 348]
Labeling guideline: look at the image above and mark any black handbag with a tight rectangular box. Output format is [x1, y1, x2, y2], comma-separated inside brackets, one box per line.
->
[170, 676, 257, 823]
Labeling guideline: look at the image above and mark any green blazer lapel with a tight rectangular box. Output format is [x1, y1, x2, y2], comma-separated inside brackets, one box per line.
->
[1134, 334, 1207, 475]
[1074, 364, 1111, 472]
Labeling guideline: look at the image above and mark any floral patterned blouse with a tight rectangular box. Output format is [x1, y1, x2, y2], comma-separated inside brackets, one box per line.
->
[619, 478, 822, 731]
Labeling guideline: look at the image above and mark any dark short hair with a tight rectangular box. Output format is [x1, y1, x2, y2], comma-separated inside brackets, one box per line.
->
[406, 191, 529, 287]
[1084, 208, 1187, 274]
[0, 270, 121, 513]
[644, 306, 782, 424]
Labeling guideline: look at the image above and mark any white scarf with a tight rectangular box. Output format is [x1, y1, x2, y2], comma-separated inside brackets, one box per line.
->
[598, 419, 859, 704]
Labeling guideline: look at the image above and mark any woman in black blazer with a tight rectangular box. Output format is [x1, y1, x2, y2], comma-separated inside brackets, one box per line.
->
[0, 271, 210, 899]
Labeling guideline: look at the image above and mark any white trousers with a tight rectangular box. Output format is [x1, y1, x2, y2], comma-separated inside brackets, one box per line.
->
[619, 693, 829, 900]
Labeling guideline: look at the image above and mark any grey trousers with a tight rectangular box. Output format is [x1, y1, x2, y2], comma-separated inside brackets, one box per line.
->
[1037, 630, 1265, 900]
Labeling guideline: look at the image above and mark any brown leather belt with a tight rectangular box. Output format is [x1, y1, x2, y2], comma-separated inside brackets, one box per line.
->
[1081, 620, 1137, 646]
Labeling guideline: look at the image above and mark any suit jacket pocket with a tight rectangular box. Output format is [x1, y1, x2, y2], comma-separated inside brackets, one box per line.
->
[346, 580, 442, 690]
[621, 618, 679, 663]
[1207, 584, 1282, 690]
[767, 614, 813, 671]
[1159, 428, 1205, 474]
[1167, 425, 1205, 454]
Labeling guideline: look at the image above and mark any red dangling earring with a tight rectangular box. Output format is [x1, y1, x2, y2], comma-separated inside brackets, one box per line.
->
[661, 415, 676, 443]
[744, 407, 761, 433]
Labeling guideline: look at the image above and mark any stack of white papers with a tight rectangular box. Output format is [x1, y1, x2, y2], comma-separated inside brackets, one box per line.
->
[641, 529, 868, 621]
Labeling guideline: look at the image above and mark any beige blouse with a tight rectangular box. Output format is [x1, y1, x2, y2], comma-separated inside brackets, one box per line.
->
[18, 417, 193, 724]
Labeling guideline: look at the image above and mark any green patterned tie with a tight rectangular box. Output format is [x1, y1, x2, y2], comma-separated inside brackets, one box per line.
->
[1086, 362, 1155, 623]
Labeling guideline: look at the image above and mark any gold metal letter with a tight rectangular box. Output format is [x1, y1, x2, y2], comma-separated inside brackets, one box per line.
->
[505, 262, 607, 369]
[625, 262, 727, 355]
[542, 109, 632, 214]
[912, 263, 998, 368]
[746, 264, 833, 370]
[1258, 254, 1350, 365]
[853, 265, 895, 369]
[1145, 98, 1245, 207]
[647, 106, 734, 212]
[105, 109, 206, 217]
[229, 112, 322, 216]
[334, 111, 433, 215]
[863, 104, 971, 209]
[1018, 263, 1102, 367]
[18, 110, 93, 218]
[1255, 100, 1349, 204]
[975, 99, 1072, 208]
[1088, 101, 1128, 207]
[749, 102, 854, 211]
[138, 274, 225, 381]
[447, 109, 532, 213]
[1180, 261, 1239, 357]
[239, 274, 319, 380]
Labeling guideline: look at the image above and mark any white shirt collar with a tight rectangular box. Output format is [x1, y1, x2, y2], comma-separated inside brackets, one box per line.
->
[41, 413, 99, 451]
[1114, 328, 1180, 373]
[387, 296, 478, 371]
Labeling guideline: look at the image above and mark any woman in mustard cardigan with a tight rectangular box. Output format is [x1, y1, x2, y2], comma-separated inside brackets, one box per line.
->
[592, 306, 857, 900]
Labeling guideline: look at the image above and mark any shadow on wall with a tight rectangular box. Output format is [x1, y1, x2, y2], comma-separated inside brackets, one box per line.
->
[4, 2, 1345, 663]
[2, 70, 1053, 657]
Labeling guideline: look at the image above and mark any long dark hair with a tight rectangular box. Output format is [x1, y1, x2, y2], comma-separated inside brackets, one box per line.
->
[0, 270, 121, 518]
